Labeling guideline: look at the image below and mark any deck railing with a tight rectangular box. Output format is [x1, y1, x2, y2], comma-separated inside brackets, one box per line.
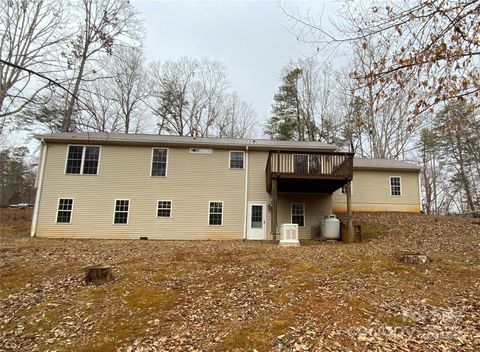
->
[266, 150, 354, 192]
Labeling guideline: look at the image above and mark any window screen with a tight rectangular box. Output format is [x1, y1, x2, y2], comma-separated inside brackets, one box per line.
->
[229, 151, 244, 169]
[291, 203, 305, 227]
[151, 148, 167, 176]
[390, 177, 401, 196]
[157, 201, 172, 217]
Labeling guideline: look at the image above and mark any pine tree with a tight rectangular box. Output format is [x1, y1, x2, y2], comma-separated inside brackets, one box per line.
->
[265, 68, 306, 141]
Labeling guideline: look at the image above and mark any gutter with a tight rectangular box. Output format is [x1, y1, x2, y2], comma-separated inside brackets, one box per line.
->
[31, 139, 48, 237]
[243, 146, 249, 240]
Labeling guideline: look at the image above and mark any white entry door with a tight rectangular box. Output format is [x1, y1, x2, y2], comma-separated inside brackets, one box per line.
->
[247, 202, 266, 240]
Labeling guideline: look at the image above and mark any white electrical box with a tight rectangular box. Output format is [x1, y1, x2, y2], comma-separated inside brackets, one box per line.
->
[279, 223, 299, 246]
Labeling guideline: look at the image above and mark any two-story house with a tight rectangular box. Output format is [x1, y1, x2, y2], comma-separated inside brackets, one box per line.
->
[31, 133, 421, 240]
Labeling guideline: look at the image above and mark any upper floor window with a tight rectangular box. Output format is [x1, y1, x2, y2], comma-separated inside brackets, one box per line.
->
[66, 145, 100, 174]
[291, 203, 305, 227]
[56, 198, 73, 223]
[390, 176, 401, 196]
[229, 151, 244, 169]
[151, 148, 168, 176]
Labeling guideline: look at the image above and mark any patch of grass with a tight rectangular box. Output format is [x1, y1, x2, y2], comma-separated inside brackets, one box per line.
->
[217, 309, 297, 351]
[73, 283, 179, 352]
[0, 266, 43, 299]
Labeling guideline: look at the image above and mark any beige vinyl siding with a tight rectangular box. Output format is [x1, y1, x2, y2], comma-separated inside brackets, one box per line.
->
[332, 170, 421, 213]
[36, 144, 247, 239]
[276, 194, 331, 240]
[246, 150, 273, 237]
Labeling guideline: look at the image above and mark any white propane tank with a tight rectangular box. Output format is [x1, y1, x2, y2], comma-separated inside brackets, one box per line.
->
[322, 215, 340, 240]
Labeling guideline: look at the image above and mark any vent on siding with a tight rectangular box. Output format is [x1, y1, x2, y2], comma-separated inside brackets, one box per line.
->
[190, 148, 212, 154]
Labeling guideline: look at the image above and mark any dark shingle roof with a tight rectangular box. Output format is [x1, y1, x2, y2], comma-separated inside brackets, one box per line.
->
[34, 132, 337, 152]
[354, 158, 421, 171]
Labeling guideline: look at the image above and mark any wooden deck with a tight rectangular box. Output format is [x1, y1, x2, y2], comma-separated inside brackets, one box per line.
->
[265, 151, 354, 194]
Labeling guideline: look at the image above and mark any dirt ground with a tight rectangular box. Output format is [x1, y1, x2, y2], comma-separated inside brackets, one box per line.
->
[0, 211, 479, 351]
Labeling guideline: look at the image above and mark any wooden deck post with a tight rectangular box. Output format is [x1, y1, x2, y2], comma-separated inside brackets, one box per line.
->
[346, 181, 354, 243]
[271, 178, 278, 241]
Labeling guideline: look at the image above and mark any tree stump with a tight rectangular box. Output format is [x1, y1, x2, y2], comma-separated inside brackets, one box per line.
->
[402, 253, 430, 265]
[85, 265, 113, 284]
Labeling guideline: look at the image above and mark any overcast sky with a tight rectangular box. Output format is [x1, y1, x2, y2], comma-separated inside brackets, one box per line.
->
[133, 0, 337, 135]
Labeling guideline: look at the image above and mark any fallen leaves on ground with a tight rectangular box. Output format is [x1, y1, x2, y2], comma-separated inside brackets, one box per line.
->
[0, 212, 479, 351]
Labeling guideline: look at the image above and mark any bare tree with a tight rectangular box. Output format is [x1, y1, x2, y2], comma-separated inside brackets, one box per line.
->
[110, 47, 148, 133]
[61, 0, 142, 132]
[216, 93, 256, 138]
[283, 0, 480, 115]
[341, 40, 426, 159]
[78, 77, 122, 132]
[149, 57, 231, 137]
[0, 0, 67, 134]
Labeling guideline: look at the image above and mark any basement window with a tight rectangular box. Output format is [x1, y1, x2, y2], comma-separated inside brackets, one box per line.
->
[291, 203, 305, 227]
[114, 199, 130, 224]
[390, 176, 402, 196]
[209, 201, 223, 226]
[56, 198, 74, 223]
[157, 200, 172, 218]
[65, 145, 100, 174]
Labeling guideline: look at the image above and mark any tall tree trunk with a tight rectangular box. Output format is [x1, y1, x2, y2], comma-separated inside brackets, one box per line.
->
[62, 51, 88, 132]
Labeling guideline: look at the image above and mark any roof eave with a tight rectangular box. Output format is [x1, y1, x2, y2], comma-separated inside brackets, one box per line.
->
[354, 166, 422, 172]
[34, 134, 338, 152]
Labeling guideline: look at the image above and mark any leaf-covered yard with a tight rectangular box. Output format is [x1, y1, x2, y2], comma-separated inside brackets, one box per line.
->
[0, 212, 479, 351]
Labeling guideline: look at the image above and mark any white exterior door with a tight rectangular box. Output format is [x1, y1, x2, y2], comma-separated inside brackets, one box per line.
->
[247, 202, 266, 240]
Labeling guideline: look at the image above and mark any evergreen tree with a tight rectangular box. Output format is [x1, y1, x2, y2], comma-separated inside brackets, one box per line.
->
[265, 68, 308, 141]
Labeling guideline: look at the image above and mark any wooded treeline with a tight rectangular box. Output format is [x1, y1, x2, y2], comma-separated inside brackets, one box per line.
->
[266, 0, 480, 213]
[0, 0, 256, 139]
[1, 0, 478, 212]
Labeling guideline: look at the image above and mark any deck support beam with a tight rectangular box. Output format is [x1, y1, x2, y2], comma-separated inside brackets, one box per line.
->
[345, 181, 354, 243]
[271, 178, 278, 241]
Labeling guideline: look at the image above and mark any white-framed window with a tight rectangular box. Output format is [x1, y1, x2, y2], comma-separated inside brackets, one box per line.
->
[65, 145, 101, 174]
[229, 151, 244, 169]
[390, 176, 402, 196]
[157, 200, 172, 218]
[190, 148, 212, 154]
[208, 201, 223, 226]
[56, 198, 74, 223]
[114, 199, 130, 224]
[151, 148, 168, 177]
[291, 203, 305, 227]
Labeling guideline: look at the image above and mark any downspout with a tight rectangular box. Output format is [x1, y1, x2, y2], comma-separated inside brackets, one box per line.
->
[243, 146, 249, 239]
[31, 139, 48, 237]
[417, 171, 423, 213]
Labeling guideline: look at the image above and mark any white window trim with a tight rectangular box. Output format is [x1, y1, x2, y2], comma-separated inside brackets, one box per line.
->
[64, 144, 102, 175]
[150, 147, 169, 177]
[156, 200, 173, 218]
[55, 197, 74, 224]
[291, 203, 305, 227]
[390, 176, 402, 196]
[229, 151, 245, 169]
[113, 199, 130, 225]
[208, 200, 224, 226]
